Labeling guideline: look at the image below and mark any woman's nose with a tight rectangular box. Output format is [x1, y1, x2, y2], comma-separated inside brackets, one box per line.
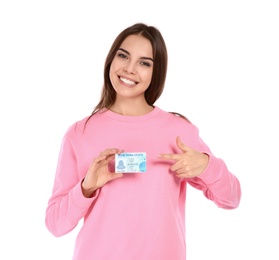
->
[123, 61, 136, 74]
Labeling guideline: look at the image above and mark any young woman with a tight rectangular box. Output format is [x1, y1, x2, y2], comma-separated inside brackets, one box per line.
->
[45, 23, 241, 260]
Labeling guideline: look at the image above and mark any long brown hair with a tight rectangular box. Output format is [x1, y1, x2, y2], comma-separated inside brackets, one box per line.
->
[85, 23, 168, 125]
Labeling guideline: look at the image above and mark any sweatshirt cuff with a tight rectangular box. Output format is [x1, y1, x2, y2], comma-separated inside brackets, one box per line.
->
[70, 179, 100, 209]
[196, 153, 225, 184]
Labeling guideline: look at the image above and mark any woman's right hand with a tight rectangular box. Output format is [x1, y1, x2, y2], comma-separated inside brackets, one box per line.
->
[81, 148, 124, 198]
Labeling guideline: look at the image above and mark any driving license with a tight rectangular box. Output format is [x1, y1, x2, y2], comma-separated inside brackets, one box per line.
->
[115, 152, 146, 173]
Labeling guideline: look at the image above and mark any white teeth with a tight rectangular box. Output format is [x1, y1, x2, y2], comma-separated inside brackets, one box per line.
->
[120, 77, 136, 85]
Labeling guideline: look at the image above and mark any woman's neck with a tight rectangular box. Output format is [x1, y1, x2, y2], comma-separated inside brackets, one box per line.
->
[109, 101, 154, 116]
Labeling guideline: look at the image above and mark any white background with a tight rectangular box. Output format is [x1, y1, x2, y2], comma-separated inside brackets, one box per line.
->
[1, 0, 278, 259]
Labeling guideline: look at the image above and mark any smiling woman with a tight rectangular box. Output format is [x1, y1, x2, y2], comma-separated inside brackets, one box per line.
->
[45, 23, 241, 260]
[109, 34, 154, 114]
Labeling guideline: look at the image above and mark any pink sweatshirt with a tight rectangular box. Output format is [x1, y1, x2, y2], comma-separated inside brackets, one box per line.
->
[45, 106, 241, 260]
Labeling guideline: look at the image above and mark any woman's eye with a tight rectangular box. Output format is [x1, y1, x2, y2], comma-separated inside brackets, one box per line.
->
[118, 53, 127, 59]
[140, 61, 151, 67]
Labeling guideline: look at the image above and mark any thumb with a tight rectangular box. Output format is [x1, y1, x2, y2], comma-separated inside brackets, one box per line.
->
[111, 173, 124, 180]
[176, 136, 191, 153]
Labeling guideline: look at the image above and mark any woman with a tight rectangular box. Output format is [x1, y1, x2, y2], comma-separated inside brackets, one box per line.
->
[45, 23, 241, 260]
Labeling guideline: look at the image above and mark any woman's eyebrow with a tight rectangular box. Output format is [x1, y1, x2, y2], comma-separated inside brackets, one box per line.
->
[118, 48, 154, 62]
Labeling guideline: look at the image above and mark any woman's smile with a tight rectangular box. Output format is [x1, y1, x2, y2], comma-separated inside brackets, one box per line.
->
[119, 76, 137, 87]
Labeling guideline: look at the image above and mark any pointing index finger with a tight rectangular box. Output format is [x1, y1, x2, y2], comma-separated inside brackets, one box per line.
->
[157, 153, 180, 161]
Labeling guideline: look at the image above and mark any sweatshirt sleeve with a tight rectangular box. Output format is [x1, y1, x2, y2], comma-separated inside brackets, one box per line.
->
[45, 136, 99, 237]
[186, 126, 241, 209]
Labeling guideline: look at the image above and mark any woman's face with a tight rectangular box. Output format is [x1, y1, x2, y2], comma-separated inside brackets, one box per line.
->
[109, 34, 153, 101]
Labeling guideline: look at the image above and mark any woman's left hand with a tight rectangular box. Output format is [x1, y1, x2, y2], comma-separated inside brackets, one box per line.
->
[157, 136, 209, 178]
